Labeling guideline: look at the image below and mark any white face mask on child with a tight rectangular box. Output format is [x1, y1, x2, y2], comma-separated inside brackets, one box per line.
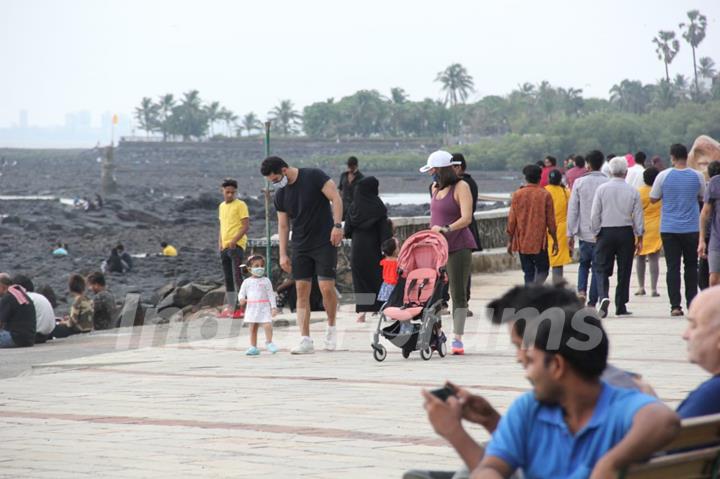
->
[250, 267, 265, 277]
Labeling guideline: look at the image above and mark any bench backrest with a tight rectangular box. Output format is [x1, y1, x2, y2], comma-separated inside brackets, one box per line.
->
[619, 446, 720, 479]
[619, 414, 720, 479]
[664, 414, 720, 451]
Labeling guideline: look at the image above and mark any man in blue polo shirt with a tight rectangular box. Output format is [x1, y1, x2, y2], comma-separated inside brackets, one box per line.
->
[650, 143, 706, 317]
[676, 285, 720, 418]
[470, 291, 679, 478]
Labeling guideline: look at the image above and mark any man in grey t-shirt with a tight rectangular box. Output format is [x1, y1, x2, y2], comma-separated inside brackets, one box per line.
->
[699, 163, 720, 287]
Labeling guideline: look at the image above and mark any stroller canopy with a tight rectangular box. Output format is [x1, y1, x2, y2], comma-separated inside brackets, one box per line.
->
[396, 230, 449, 275]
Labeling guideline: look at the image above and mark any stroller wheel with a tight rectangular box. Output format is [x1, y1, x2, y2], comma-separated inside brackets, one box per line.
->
[401, 349, 411, 359]
[373, 345, 387, 362]
[420, 348, 433, 361]
[437, 341, 447, 358]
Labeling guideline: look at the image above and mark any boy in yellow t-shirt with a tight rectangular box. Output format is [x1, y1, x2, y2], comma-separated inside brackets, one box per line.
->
[218, 178, 250, 319]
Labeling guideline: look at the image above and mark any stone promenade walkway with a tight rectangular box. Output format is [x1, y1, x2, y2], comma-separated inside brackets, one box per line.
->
[0, 263, 709, 478]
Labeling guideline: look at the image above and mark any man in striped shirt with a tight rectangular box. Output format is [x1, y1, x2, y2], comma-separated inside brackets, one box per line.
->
[650, 144, 706, 317]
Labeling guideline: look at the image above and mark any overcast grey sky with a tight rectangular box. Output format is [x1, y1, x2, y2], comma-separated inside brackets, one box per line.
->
[2, 0, 719, 128]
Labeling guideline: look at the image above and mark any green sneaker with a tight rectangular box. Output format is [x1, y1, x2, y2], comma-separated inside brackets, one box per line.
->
[245, 346, 260, 356]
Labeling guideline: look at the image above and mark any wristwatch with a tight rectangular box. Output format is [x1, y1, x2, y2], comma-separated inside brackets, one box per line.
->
[333, 223, 343, 229]
[443, 224, 452, 233]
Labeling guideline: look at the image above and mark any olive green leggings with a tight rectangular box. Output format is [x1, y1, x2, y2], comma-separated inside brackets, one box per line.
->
[446, 248, 472, 335]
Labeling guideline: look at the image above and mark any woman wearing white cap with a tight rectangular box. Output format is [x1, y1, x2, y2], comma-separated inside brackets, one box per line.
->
[420, 150, 477, 355]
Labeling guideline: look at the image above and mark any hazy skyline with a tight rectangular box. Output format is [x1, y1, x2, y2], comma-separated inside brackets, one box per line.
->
[3, 0, 720, 132]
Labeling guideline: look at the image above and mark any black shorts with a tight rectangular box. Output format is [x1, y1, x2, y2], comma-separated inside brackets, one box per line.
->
[292, 243, 337, 281]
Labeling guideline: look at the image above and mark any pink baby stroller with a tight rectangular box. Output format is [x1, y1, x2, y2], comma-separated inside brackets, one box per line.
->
[372, 230, 448, 361]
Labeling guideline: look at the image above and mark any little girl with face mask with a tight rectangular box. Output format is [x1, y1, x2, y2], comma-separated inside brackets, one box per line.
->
[238, 255, 279, 355]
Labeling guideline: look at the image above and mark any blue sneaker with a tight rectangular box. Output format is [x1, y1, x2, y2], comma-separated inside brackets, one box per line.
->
[266, 342, 279, 354]
[245, 346, 260, 356]
[451, 339, 464, 355]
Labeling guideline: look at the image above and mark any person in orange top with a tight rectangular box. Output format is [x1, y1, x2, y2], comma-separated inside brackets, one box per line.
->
[378, 237, 399, 303]
[507, 164, 559, 285]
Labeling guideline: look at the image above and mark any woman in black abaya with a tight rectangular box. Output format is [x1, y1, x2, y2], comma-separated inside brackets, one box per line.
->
[344, 176, 392, 322]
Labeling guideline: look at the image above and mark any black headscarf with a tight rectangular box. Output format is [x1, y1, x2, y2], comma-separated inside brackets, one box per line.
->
[347, 176, 387, 228]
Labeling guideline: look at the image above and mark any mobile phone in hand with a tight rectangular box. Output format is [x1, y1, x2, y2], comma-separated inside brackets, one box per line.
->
[430, 386, 456, 401]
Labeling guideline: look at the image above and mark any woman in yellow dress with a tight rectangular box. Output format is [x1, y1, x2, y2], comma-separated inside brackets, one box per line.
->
[546, 170, 572, 284]
[636, 167, 662, 296]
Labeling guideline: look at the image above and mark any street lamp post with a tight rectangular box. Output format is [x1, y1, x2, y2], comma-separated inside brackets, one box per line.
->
[264, 121, 272, 277]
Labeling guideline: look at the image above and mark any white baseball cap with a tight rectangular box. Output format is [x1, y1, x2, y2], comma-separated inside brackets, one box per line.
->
[419, 150, 461, 173]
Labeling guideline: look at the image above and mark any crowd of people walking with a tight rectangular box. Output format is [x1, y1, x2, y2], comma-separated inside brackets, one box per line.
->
[510, 142, 720, 319]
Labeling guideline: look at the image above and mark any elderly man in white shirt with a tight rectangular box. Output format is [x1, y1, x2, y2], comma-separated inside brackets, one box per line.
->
[591, 157, 644, 319]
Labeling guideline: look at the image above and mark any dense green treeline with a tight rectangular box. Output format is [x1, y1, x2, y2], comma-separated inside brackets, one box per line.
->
[133, 9, 719, 169]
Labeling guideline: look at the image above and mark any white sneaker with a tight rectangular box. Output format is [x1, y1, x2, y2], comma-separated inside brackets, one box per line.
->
[324, 326, 337, 351]
[598, 298, 610, 319]
[291, 337, 314, 355]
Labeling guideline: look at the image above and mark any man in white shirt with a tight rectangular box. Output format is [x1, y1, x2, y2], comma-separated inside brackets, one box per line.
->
[625, 152, 647, 189]
[13, 274, 55, 343]
[601, 153, 614, 177]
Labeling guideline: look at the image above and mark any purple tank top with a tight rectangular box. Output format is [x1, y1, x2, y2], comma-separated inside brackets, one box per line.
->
[430, 184, 477, 253]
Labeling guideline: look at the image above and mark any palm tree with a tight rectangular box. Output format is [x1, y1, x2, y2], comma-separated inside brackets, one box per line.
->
[536, 81, 557, 120]
[679, 10, 708, 97]
[390, 87, 408, 104]
[435, 63, 475, 106]
[205, 101, 221, 137]
[218, 107, 237, 137]
[652, 79, 677, 110]
[559, 87, 584, 116]
[181, 89, 202, 109]
[169, 90, 208, 141]
[517, 82, 536, 98]
[268, 100, 302, 136]
[157, 94, 175, 141]
[134, 97, 159, 137]
[241, 112, 262, 137]
[674, 74, 691, 100]
[698, 57, 716, 80]
[698, 57, 717, 86]
[652, 30, 680, 82]
[609, 80, 651, 114]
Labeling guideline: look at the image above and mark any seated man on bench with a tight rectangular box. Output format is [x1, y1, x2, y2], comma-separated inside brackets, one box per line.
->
[677, 285, 720, 419]
[470, 288, 679, 478]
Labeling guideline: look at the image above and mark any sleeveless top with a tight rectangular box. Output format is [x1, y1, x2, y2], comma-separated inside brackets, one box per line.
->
[430, 183, 477, 253]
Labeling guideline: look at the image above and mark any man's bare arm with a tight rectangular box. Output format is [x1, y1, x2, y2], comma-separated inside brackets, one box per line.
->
[470, 456, 513, 479]
[321, 179, 343, 225]
[229, 217, 249, 247]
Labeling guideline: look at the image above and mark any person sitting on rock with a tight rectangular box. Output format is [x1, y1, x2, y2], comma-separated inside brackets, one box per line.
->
[13, 274, 55, 344]
[87, 272, 116, 330]
[51, 274, 94, 338]
[105, 247, 126, 274]
[161, 241, 178, 257]
[116, 244, 133, 271]
[52, 242, 68, 257]
[0, 273, 36, 348]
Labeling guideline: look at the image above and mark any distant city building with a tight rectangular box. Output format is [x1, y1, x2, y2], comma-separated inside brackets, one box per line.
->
[19, 110, 28, 129]
[65, 111, 92, 130]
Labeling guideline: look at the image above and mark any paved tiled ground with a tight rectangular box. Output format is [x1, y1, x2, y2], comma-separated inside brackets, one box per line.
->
[0, 263, 708, 478]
